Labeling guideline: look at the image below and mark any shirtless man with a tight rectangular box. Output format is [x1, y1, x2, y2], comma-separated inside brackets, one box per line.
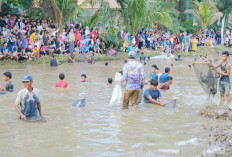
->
[214, 51, 231, 104]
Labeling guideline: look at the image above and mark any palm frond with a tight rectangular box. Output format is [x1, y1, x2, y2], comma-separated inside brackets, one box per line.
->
[185, 9, 203, 25]
[208, 12, 223, 25]
[64, 0, 90, 25]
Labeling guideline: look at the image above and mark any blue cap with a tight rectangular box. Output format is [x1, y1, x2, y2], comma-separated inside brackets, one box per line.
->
[22, 75, 33, 82]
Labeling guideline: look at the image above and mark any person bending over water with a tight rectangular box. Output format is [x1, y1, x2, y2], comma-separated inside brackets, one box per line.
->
[0, 72, 13, 93]
[144, 79, 164, 106]
[73, 93, 89, 107]
[68, 52, 76, 63]
[159, 76, 173, 90]
[54, 73, 69, 88]
[14, 75, 42, 120]
[214, 51, 231, 104]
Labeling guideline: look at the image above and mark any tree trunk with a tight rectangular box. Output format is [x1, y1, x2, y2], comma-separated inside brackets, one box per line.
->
[228, 14, 232, 29]
[0, 0, 2, 13]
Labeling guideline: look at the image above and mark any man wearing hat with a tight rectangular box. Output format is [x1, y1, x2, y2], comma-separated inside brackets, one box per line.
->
[14, 75, 42, 120]
[122, 51, 145, 109]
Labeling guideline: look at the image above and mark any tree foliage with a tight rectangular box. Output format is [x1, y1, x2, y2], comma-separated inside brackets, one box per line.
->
[78, 9, 99, 29]
[122, 0, 172, 35]
[40, 0, 89, 30]
[99, 28, 122, 50]
[185, 0, 223, 29]
[1, 0, 232, 33]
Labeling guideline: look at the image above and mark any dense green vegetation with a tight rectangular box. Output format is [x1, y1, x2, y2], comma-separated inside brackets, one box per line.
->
[0, 0, 231, 34]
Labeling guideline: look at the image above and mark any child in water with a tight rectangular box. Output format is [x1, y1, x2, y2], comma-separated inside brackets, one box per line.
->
[0, 72, 14, 94]
[140, 52, 146, 65]
[72, 93, 89, 107]
[107, 78, 113, 85]
[81, 74, 87, 82]
[49, 54, 60, 67]
[159, 76, 173, 90]
[54, 73, 69, 88]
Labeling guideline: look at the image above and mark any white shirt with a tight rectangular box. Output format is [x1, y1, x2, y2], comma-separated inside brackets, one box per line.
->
[15, 88, 40, 110]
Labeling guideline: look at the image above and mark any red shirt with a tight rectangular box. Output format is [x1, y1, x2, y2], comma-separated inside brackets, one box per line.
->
[159, 83, 170, 90]
[54, 80, 69, 88]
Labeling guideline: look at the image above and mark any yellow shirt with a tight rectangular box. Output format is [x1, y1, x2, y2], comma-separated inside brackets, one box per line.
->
[30, 33, 36, 43]
[33, 48, 40, 54]
[123, 41, 128, 47]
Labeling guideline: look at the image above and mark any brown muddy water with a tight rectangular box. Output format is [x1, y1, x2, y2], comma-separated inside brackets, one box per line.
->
[0, 58, 230, 157]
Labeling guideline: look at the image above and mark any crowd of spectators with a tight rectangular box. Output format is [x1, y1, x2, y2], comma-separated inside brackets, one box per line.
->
[0, 14, 231, 63]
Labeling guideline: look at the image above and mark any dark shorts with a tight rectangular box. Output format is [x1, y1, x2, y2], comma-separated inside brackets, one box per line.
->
[219, 81, 231, 94]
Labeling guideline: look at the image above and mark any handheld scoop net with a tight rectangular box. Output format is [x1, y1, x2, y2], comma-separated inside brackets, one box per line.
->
[193, 62, 220, 96]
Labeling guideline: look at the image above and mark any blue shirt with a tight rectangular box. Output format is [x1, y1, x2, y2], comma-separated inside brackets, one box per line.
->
[50, 59, 57, 67]
[72, 99, 87, 108]
[1, 46, 9, 53]
[160, 73, 168, 83]
[21, 37, 26, 49]
[163, 41, 168, 48]
[144, 88, 161, 103]
[150, 72, 158, 81]
[4, 18, 8, 24]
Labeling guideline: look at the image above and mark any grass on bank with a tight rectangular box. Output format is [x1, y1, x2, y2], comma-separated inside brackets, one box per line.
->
[0, 46, 231, 65]
[0, 52, 128, 65]
[179, 45, 232, 57]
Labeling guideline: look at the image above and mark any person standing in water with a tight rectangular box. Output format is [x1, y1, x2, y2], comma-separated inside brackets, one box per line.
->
[159, 76, 173, 90]
[0, 72, 14, 93]
[54, 73, 69, 88]
[122, 51, 145, 110]
[49, 54, 60, 67]
[159, 67, 170, 83]
[14, 75, 42, 120]
[214, 51, 231, 104]
[150, 65, 159, 81]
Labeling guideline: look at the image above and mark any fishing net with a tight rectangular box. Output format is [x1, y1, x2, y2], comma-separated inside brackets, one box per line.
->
[193, 62, 220, 96]
[164, 99, 176, 108]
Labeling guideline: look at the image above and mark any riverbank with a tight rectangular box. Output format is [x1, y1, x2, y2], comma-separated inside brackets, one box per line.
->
[199, 105, 232, 156]
[0, 46, 231, 65]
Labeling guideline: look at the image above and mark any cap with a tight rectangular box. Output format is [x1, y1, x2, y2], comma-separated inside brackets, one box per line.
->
[152, 65, 159, 70]
[22, 75, 33, 82]
[128, 51, 136, 58]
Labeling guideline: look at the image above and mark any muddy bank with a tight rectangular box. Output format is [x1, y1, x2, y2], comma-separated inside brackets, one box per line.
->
[200, 125, 232, 157]
[200, 105, 232, 120]
[199, 105, 232, 156]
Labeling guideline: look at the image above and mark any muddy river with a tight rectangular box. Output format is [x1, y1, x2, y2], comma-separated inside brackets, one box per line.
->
[0, 58, 229, 156]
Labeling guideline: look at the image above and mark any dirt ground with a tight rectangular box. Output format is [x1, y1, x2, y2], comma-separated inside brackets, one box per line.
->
[200, 105, 232, 157]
